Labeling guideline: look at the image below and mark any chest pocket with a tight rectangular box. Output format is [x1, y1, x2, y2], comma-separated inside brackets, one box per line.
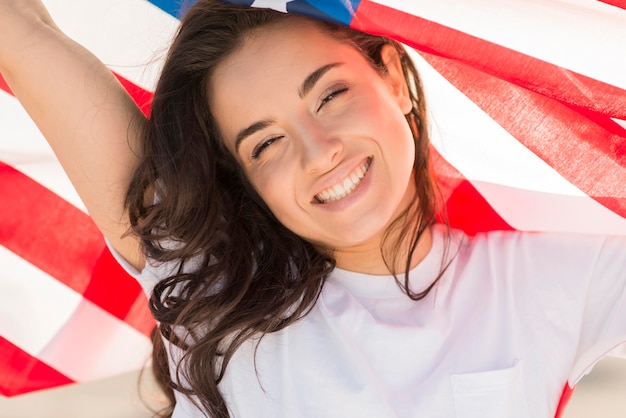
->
[451, 360, 531, 418]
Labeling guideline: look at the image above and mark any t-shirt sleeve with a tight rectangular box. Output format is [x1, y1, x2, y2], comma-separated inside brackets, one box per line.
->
[474, 230, 626, 386]
[568, 234, 626, 383]
[508, 232, 626, 385]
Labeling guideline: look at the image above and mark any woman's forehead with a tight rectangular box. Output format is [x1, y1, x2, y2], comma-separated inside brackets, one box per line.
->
[209, 19, 367, 145]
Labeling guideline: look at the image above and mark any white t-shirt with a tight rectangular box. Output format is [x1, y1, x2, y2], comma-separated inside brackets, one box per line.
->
[113, 225, 626, 417]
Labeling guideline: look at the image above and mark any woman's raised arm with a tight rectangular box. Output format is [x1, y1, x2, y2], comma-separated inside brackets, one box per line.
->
[0, 1, 146, 269]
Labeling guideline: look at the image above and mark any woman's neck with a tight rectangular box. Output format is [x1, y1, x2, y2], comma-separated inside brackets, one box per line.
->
[332, 223, 433, 275]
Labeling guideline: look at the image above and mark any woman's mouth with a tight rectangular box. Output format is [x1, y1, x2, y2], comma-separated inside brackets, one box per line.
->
[314, 157, 372, 204]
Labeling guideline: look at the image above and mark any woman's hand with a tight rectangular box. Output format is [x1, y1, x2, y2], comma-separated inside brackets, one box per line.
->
[0, 0, 146, 270]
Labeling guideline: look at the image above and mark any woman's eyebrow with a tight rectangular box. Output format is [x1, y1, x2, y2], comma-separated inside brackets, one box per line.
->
[235, 119, 275, 154]
[235, 63, 343, 154]
[298, 62, 343, 99]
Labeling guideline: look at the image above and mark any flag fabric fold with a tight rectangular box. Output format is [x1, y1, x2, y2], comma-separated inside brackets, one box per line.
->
[1, 0, 625, 409]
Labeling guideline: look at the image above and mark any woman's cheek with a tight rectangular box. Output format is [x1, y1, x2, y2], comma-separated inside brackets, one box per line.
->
[253, 156, 293, 203]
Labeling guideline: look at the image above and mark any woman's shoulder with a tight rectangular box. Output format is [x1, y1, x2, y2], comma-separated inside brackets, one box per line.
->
[456, 226, 619, 256]
[446, 225, 626, 298]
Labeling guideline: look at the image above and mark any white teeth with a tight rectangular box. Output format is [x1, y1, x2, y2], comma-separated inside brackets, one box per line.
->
[315, 158, 371, 204]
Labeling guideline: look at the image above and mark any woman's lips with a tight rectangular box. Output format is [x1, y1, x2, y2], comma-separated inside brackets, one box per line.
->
[314, 157, 372, 204]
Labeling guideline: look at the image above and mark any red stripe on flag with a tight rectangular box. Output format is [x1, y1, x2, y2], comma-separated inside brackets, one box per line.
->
[0, 337, 74, 396]
[0, 163, 152, 336]
[351, 1, 626, 120]
[420, 52, 626, 219]
[599, 0, 626, 9]
[554, 383, 575, 418]
[87, 247, 154, 336]
[0, 163, 104, 294]
[0, 73, 12, 95]
[432, 147, 513, 235]
[113, 73, 153, 117]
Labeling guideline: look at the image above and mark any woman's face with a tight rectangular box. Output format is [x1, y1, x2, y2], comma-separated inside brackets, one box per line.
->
[210, 18, 416, 259]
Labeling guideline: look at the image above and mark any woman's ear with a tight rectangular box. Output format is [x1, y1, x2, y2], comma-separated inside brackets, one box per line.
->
[380, 44, 412, 115]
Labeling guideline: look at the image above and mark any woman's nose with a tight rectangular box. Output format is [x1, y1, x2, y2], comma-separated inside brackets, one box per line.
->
[297, 120, 343, 173]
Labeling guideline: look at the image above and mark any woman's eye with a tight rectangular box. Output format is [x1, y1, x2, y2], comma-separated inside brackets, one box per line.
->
[251, 136, 283, 160]
[317, 87, 349, 112]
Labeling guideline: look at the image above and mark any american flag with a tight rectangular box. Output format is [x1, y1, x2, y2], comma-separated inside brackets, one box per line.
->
[1, 0, 625, 414]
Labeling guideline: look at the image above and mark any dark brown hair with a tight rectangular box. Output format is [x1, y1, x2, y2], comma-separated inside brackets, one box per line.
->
[126, 1, 439, 417]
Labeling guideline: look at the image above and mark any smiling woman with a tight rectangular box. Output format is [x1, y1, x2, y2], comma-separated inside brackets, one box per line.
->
[125, 5, 440, 416]
[2, 1, 626, 418]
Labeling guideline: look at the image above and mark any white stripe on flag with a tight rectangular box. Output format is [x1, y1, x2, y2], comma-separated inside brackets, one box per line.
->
[0, 245, 82, 355]
[378, 0, 626, 90]
[42, 0, 179, 91]
[472, 181, 626, 234]
[37, 298, 152, 382]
